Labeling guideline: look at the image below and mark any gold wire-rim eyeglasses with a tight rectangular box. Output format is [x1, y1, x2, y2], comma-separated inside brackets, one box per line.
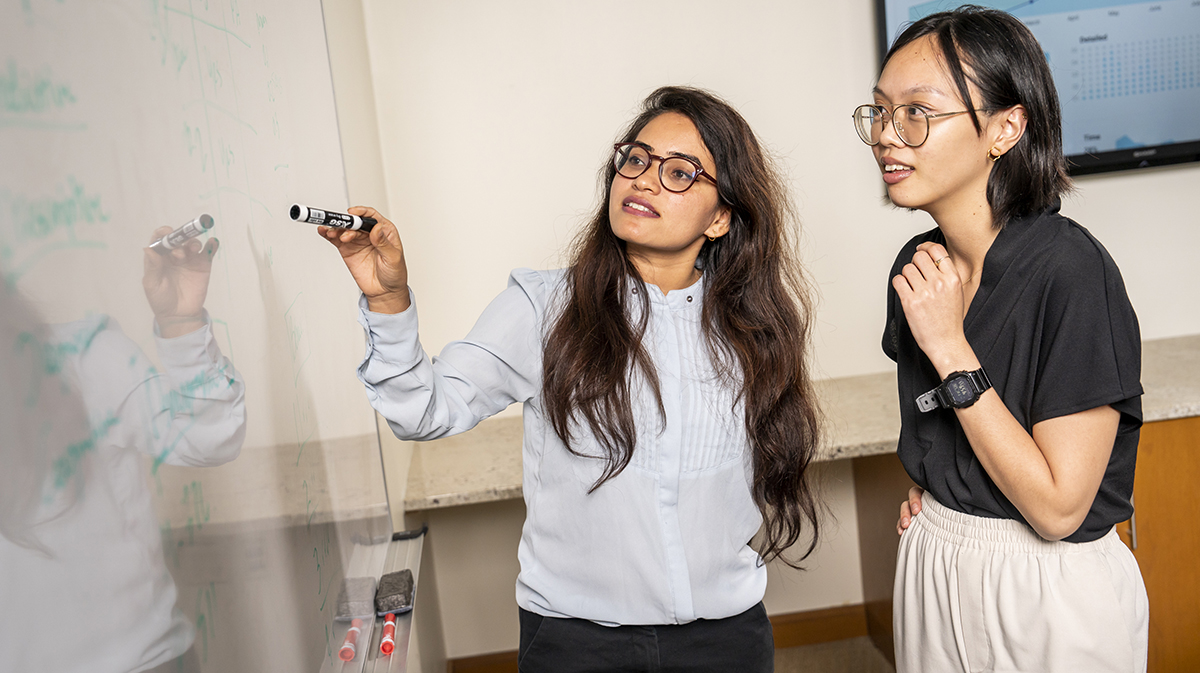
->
[852, 104, 989, 148]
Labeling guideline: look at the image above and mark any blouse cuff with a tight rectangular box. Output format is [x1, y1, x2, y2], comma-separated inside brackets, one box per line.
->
[153, 311, 238, 391]
[357, 288, 424, 368]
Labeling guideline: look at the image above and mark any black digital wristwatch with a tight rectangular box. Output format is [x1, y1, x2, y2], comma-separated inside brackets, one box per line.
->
[916, 368, 992, 412]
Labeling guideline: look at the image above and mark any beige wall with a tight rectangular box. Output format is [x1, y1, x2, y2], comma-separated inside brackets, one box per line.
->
[323, 0, 1200, 666]
[349, 0, 1200, 383]
[1063, 167, 1200, 340]
[355, 0, 909, 381]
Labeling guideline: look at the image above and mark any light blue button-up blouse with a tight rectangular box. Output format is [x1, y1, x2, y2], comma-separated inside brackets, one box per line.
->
[356, 268, 765, 626]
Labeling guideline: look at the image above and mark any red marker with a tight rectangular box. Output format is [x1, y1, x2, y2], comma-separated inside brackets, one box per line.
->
[339, 618, 363, 662]
[380, 613, 396, 655]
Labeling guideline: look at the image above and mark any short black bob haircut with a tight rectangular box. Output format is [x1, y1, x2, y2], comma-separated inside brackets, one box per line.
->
[882, 5, 1072, 229]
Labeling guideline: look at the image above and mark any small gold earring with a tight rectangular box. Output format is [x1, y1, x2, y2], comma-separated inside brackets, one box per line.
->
[707, 235, 716, 242]
[988, 148, 1001, 163]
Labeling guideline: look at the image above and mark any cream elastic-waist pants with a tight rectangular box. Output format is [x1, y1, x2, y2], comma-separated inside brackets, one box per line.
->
[894, 491, 1148, 673]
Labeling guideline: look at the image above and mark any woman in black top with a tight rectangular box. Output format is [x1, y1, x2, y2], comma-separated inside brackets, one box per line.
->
[852, 7, 1147, 672]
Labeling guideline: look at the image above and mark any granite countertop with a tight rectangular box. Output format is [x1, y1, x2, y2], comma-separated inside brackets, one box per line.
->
[404, 334, 1200, 511]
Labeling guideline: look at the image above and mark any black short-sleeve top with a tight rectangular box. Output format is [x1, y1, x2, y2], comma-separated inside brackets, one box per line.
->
[883, 201, 1142, 543]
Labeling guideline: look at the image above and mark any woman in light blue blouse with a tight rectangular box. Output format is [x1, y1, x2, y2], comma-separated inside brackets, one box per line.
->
[321, 86, 821, 673]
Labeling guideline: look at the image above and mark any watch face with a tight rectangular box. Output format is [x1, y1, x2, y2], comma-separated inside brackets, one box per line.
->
[946, 376, 974, 405]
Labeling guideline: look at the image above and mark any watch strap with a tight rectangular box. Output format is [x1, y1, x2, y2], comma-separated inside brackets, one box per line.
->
[915, 387, 940, 412]
[916, 367, 992, 413]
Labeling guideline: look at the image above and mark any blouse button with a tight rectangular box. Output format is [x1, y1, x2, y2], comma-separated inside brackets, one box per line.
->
[632, 288, 638, 295]
[686, 296, 693, 302]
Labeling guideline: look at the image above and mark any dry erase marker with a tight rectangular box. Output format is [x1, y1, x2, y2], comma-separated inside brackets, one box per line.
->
[149, 214, 214, 253]
[380, 613, 396, 655]
[339, 618, 363, 661]
[289, 203, 376, 233]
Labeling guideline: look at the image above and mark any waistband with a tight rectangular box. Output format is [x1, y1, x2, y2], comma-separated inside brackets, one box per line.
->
[914, 491, 1121, 554]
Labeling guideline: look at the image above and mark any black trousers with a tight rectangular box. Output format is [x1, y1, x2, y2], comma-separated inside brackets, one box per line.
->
[518, 602, 774, 673]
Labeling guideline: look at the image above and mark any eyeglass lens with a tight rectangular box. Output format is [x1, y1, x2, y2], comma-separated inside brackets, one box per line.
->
[853, 105, 928, 147]
[613, 145, 703, 193]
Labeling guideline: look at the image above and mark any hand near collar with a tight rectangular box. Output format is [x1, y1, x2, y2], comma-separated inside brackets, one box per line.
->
[894, 243, 1119, 542]
[893, 241, 976, 376]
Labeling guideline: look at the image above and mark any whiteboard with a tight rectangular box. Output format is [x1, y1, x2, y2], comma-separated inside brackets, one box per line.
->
[0, 1, 389, 671]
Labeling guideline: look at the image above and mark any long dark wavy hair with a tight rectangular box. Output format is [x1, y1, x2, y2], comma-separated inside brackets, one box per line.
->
[542, 86, 823, 566]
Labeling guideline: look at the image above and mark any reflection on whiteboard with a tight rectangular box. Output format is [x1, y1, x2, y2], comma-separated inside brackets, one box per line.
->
[0, 1, 390, 671]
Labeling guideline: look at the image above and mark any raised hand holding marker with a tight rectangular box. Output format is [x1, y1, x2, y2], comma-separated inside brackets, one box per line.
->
[314, 204, 411, 314]
[290, 204, 376, 233]
[149, 214, 214, 253]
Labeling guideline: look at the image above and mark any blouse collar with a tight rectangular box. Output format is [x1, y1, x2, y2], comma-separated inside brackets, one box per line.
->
[632, 273, 705, 312]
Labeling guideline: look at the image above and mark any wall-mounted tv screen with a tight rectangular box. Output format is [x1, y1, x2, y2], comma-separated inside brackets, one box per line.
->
[877, 1, 1200, 175]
